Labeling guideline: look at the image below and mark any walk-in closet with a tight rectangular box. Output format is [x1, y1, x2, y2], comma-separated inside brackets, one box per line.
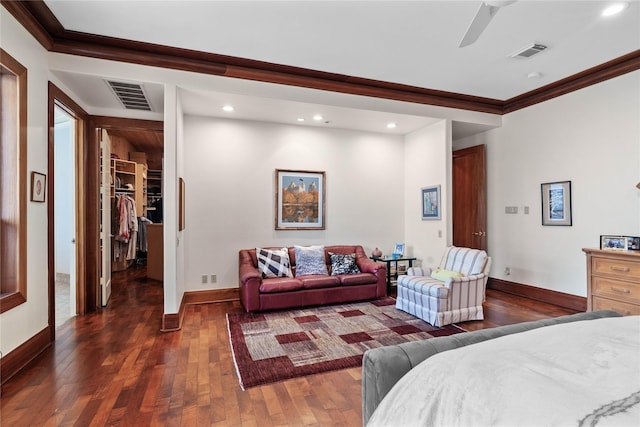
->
[100, 127, 164, 305]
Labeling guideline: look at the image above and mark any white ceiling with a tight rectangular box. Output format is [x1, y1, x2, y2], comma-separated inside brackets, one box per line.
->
[42, 0, 640, 137]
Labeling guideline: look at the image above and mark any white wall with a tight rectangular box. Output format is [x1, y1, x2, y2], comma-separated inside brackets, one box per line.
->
[182, 115, 405, 290]
[403, 120, 450, 267]
[455, 71, 640, 297]
[0, 9, 50, 355]
[54, 119, 74, 275]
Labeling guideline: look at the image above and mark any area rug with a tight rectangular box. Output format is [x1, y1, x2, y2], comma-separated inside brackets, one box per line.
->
[227, 298, 465, 389]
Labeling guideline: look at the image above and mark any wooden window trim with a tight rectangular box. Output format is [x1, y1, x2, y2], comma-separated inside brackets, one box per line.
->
[0, 48, 28, 313]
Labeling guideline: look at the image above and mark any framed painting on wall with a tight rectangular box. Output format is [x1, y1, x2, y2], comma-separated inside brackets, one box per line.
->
[421, 185, 441, 220]
[541, 180, 572, 226]
[275, 169, 325, 230]
[31, 171, 46, 203]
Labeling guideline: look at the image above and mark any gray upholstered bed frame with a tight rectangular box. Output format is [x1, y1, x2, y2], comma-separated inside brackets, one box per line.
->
[361, 309, 622, 426]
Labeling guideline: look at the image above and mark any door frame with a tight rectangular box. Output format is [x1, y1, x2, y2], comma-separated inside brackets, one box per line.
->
[47, 83, 90, 339]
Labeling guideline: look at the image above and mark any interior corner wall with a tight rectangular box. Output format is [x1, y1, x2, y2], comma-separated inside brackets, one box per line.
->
[181, 115, 404, 291]
[0, 9, 50, 355]
[403, 120, 449, 267]
[455, 70, 640, 297]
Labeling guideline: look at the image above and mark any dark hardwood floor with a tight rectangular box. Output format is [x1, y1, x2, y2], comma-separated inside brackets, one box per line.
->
[1, 266, 578, 426]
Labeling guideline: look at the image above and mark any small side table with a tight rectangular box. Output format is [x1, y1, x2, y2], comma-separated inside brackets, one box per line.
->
[370, 256, 417, 295]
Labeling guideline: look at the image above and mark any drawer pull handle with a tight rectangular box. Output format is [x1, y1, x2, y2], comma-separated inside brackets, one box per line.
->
[610, 286, 631, 294]
[610, 266, 631, 273]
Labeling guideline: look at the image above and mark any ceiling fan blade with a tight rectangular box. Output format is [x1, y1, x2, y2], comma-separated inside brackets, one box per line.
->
[459, 2, 500, 48]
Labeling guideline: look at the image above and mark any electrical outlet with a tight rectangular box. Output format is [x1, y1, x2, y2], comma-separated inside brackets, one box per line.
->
[210, 274, 217, 284]
[504, 267, 511, 276]
[201, 274, 208, 284]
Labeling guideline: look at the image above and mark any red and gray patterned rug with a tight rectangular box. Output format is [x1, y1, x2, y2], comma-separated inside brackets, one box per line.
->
[227, 298, 465, 389]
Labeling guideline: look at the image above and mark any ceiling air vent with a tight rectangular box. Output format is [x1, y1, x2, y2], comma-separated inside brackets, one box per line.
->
[106, 80, 152, 111]
[509, 43, 547, 59]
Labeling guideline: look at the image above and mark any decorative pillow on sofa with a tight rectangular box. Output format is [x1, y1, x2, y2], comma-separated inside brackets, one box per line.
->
[256, 247, 293, 278]
[431, 268, 464, 281]
[294, 245, 328, 276]
[329, 252, 361, 275]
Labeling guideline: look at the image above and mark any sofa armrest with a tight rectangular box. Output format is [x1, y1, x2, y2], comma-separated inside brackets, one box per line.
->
[357, 257, 385, 275]
[361, 310, 622, 426]
[357, 258, 387, 297]
[238, 250, 262, 312]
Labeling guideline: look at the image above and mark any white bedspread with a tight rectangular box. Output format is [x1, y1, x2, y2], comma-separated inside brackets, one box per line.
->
[368, 316, 640, 427]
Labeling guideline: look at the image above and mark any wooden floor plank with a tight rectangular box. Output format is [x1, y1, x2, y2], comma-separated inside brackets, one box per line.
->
[0, 265, 578, 425]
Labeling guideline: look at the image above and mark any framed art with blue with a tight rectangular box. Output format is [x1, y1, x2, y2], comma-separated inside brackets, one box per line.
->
[421, 185, 441, 220]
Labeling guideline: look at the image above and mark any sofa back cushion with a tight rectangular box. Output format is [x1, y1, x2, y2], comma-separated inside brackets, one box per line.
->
[294, 245, 328, 276]
[256, 247, 293, 278]
[439, 246, 488, 276]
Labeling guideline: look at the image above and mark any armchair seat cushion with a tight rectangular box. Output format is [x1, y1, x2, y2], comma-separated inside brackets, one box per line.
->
[397, 275, 449, 298]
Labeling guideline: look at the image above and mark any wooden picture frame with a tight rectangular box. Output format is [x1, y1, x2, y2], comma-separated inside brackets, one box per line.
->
[179, 177, 185, 231]
[541, 180, 572, 226]
[275, 169, 325, 230]
[31, 171, 46, 203]
[421, 185, 441, 220]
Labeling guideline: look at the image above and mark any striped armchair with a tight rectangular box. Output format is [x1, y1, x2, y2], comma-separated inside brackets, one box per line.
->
[396, 247, 492, 327]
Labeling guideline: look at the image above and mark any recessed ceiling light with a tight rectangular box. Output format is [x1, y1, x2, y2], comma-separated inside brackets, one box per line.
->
[222, 105, 235, 112]
[297, 118, 305, 122]
[387, 122, 397, 129]
[313, 114, 323, 121]
[602, 2, 628, 16]
[527, 71, 542, 79]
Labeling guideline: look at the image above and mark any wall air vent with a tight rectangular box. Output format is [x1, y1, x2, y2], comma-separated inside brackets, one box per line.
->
[106, 80, 152, 111]
[509, 43, 547, 59]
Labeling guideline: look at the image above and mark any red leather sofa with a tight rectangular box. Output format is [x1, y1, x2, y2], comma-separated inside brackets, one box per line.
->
[238, 245, 387, 312]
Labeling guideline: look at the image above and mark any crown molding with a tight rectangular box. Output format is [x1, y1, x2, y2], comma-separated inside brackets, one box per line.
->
[3, 0, 639, 115]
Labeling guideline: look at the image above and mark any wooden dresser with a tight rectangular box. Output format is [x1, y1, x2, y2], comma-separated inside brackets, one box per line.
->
[583, 248, 640, 315]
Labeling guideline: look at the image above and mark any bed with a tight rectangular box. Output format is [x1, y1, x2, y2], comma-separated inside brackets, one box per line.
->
[362, 310, 640, 426]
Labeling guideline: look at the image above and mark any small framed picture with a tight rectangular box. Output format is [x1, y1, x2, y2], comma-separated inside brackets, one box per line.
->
[31, 171, 46, 203]
[393, 243, 405, 258]
[541, 181, 572, 226]
[421, 185, 441, 220]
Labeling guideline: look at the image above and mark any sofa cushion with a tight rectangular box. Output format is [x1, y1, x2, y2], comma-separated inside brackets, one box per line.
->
[259, 277, 303, 293]
[256, 247, 293, 278]
[294, 245, 329, 276]
[329, 252, 361, 275]
[339, 273, 378, 286]
[300, 275, 340, 289]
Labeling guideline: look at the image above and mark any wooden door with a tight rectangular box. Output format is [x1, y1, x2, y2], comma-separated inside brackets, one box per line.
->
[452, 145, 487, 250]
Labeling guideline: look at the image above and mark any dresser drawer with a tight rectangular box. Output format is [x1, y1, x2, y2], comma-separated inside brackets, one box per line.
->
[592, 257, 640, 280]
[592, 276, 640, 304]
[592, 296, 640, 316]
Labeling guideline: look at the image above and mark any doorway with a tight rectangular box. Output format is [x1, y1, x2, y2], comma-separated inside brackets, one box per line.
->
[53, 106, 77, 327]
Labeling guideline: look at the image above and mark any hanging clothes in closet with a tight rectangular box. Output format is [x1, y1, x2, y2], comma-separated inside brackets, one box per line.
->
[114, 194, 138, 263]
